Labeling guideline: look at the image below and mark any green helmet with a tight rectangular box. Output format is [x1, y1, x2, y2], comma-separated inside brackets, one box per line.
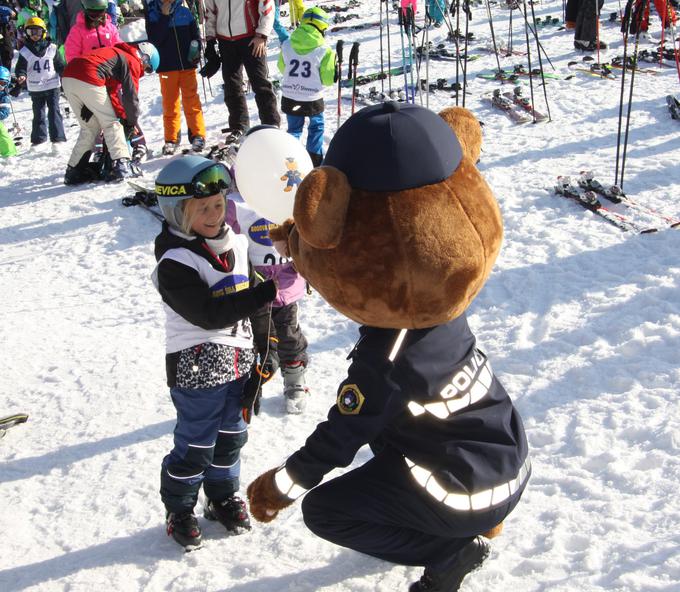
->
[300, 7, 330, 32]
[81, 0, 108, 11]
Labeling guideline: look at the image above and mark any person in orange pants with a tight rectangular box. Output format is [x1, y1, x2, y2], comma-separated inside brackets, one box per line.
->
[145, 0, 206, 155]
[159, 69, 206, 153]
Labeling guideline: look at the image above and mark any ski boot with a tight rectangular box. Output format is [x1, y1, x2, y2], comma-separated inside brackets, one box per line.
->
[107, 158, 133, 182]
[204, 495, 252, 534]
[283, 361, 309, 414]
[191, 135, 205, 153]
[166, 510, 202, 550]
[162, 142, 178, 156]
[64, 152, 99, 185]
[409, 537, 490, 592]
[131, 143, 148, 163]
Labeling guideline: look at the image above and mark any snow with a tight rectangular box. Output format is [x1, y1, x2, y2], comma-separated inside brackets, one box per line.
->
[1, 1, 680, 590]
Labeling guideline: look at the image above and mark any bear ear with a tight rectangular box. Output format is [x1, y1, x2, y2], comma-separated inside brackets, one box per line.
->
[293, 166, 352, 249]
[438, 106, 483, 164]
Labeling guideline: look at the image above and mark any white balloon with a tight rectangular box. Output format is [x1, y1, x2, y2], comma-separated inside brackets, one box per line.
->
[234, 128, 314, 225]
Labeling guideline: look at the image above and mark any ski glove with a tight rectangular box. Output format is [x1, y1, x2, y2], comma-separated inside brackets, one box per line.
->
[80, 105, 93, 122]
[247, 468, 294, 523]
[200, 40, 221, 78]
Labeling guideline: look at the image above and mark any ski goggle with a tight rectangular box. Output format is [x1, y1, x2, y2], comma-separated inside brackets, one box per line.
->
[155, 163, 232, 199]
[140, 53, 153, 74]
[26, 26, 45, 36]
[85, 9, 106, 19]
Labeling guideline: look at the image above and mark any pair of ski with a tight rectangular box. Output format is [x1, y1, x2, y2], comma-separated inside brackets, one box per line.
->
[485, 88, 548, 123]
[567, 61, 617, 79]
[477, 66, 560, 81]
[554, 174, 680, 233]
[354, 87, 407, 107]
[0, 413, 28, 439]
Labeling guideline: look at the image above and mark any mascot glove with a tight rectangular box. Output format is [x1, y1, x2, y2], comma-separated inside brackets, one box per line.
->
[247, 467, 295, 523]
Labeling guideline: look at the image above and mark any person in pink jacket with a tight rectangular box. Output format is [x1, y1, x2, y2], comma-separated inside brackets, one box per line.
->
[64, 1, 121, 63]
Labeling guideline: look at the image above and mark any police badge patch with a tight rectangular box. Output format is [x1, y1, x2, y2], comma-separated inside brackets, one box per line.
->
[337, 384, 365, 415]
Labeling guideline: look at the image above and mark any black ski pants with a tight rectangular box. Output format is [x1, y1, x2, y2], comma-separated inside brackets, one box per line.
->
[30, 88, 66, 144]
[272, 302, 309, 367]
[567, 0, 605, 42]
[218, 37, 281, 133]
[301, 449, 524, 568]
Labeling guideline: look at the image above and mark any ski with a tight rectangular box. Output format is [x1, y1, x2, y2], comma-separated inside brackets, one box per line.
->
[667, 95, 680, 120]
[554, 177, 656, 233]
[330, 19, 380, 33]
[503, 87, 549, 122]
[354, 87, 407, 106]
[477, 66, 561, 81]
[567, 62, 617, 79]
[484, 89, 533, 123]
[415, 46, 482, 62]
[341, 64, 410, 88]
[577, 172, 680, 228]
[0, 413, 28, 438]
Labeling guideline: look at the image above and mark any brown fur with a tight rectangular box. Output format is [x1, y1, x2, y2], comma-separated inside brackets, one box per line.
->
[438, 106, 483, 163]
[283, 107, 502, 329]
[482, 522, 504, 539]
[246, 468, 293, 523]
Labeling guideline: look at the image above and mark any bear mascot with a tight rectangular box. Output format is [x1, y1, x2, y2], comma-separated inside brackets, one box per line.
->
[246, 102, 530, 592]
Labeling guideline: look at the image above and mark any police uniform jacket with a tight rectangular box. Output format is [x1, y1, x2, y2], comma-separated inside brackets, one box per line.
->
[285, 314, 529, 503]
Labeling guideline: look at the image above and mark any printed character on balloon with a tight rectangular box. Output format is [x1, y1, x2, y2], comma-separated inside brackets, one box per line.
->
[281, 157, 304, 192]
[238, 103, 530, 592]
[231, 127, 314, 414]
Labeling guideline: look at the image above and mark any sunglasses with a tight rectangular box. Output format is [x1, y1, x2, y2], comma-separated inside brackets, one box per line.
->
[192, 163, 232, 198]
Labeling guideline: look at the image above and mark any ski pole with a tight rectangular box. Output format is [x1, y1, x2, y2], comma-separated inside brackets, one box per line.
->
[385, 0, 393, 94]
[520, 0, 537, 123]
[379, 0, 385, 94]
[462, 0, 472, 107]
[615, 0, 634, 186]
[454, 0, 461, 106]
[619, 0, 648, 190]
[528, 0, 552, 121]
[336, 39, 344, 129]
[404, 6, 418, 104]
[349, 41, 360, 115]
[398, 8, 410, 102]
[485, 0, 503, 75]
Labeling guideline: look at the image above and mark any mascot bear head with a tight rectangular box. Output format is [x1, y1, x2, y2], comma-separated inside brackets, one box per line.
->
[271, 103, 503, 329]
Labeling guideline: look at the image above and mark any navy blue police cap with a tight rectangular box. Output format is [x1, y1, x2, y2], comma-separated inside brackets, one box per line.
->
[324, 101, 463, 192]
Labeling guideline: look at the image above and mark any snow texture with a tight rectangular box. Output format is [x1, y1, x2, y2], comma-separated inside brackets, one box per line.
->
[1, 1, 679, 590]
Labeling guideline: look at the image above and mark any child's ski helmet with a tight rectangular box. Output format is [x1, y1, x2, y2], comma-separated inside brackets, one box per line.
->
[0, 66, 10, 85]
[300, 6, 330, 32]
[25, 16, 47, 38]
[136, 41, 160, 73]
[155, 156, 232, 231]
[81, 0, 108, 10]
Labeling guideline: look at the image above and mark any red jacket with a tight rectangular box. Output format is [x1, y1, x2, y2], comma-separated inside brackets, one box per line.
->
[62, 42, 144, 124]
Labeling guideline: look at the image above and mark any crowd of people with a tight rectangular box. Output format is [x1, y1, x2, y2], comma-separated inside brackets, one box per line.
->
[0, 0, 333, 181]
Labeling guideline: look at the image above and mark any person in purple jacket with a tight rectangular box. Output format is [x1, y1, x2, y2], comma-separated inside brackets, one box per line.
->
[226, 190, 310, 415]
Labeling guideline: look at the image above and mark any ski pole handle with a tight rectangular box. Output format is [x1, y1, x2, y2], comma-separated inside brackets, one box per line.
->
[348, 41, 360, 80]
[335, 39, 344, 82]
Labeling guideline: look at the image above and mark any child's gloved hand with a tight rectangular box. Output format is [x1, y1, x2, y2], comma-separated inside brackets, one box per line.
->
[247, 468, 294, 523]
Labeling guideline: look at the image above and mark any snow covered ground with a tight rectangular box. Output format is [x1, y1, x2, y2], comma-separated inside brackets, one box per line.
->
[1, 1, 679, 590]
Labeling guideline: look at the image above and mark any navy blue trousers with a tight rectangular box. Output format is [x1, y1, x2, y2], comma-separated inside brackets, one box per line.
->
[160, 377, 249, 513]
[301, 449, 523, 568]
[30, 88, 66, 144]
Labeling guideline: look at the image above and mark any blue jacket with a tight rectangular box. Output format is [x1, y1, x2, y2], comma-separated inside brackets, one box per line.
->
[0, 4, 15, 25]
[144, 0, 200, 73]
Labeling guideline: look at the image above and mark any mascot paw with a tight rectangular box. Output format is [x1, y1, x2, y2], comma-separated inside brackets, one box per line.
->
[247, 468, 294, 523]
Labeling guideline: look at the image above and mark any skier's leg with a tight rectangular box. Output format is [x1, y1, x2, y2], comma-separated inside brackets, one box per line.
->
[202, 376, 249, 502]
[30, 91, 48, 145]
[285, 113, 304, 140]
[160, 384, 226, 513]
[242, 40, 281, 128]
[219, 39, 250, 132]
[179, 69, 206, 141]
[47, 87, 66, 142]
[160, 71, 182, 144]
[305, 113, 325, 165]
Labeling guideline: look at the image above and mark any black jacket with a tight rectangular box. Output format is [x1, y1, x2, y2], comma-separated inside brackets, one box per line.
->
[286, 314, 529, 495]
